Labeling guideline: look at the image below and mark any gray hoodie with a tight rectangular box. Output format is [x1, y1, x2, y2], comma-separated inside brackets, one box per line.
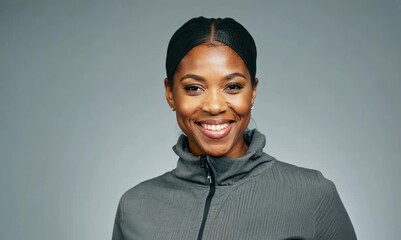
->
[112, 129, 356, 240]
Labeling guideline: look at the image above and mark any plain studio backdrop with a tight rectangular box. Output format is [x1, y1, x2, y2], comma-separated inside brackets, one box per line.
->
[1, 1, 400, 239]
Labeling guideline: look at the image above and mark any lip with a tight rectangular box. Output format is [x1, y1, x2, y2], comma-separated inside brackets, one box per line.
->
[195, 119, 234, 139]
[196, 119, 232, 125]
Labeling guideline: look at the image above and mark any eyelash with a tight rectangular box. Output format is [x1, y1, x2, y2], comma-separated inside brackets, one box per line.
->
[183, 83, 243, 94]
[184, 85, 203, 92]
[225, 83, 243, 91]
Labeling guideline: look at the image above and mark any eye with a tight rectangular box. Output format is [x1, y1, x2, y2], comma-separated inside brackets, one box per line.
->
[225, 83, 243, 93]
[184, 85, 204, 95]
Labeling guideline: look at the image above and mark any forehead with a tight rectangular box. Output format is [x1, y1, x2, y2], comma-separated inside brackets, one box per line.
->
[175, 44, 250, 75]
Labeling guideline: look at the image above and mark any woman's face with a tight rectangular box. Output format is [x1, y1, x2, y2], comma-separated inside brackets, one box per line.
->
[165, 43, 257, 158]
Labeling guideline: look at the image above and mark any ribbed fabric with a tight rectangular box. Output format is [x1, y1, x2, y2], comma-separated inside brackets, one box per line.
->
[112, 129, 356, 240]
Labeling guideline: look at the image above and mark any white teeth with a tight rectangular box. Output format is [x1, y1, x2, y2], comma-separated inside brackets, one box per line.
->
[201, 123, 229, 131]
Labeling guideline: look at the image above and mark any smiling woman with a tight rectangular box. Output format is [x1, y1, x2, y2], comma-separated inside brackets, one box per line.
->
[166, 44, 256, 158]
[112, 17, 357, 240]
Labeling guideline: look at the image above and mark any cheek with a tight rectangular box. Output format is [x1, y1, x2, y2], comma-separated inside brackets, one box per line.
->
[227, 94, 253, 116]
[174, 94, 201, 127]
[175, 96, 199, 115]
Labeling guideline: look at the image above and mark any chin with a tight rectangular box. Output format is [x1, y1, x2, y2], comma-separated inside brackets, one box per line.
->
[200, 144, 232, 157]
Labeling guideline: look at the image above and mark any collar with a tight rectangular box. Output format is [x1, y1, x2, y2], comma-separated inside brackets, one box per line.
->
[172, 129, 275, 186]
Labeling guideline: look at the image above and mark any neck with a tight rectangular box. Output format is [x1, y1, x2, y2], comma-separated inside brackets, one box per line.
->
[189, 138, 249, 159]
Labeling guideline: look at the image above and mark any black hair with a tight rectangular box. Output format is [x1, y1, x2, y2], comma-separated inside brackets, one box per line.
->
[165, 17, 257, 87]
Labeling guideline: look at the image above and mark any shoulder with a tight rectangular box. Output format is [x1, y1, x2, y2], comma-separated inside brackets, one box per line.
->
[267, 160, 337, 199]
[272, 160, 330, 184]
[268, 161, 356, 238]
[117, 171, 176, 212]
[121, 171, 174, 200]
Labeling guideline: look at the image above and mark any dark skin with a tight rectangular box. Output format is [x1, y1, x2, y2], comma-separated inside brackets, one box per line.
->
[165, 43, 258, 158]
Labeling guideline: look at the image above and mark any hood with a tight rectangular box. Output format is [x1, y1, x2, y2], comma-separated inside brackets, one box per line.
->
[172, 129, 275, 186]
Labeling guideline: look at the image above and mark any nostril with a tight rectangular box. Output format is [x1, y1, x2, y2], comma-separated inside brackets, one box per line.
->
[201, 100, 228, 114]
[202, 105, 227, 114]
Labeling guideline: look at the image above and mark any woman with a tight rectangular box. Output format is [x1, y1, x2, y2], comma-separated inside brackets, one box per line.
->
[112, 17, 356, 240]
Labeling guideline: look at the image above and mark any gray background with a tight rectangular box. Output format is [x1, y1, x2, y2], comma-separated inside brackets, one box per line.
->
[1, 0, 400, 239]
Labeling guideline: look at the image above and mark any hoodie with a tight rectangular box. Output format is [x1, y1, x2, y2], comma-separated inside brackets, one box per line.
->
[112, 129, 356, 240]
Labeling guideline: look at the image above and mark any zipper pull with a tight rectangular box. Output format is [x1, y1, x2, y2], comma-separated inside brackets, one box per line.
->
[200, 155, 212, 184]
[207, 174, 212, 184]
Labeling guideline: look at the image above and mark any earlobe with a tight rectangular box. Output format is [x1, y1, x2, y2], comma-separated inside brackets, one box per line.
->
[164, 78, 175, 109]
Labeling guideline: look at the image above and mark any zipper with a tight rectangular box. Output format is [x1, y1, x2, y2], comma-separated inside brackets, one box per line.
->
[197, 155, 216, 240]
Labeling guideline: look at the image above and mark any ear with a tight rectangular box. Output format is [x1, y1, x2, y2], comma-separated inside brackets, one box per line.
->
[251, 78, 259, 105]
[164, 78, 175, 110]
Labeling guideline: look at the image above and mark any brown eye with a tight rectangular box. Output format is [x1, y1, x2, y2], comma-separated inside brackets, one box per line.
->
[184, 86, 199, 91]
[225, 83, 243, 93]
[184, 85, 203, 95]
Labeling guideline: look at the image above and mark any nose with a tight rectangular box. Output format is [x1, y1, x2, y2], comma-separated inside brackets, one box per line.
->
[201, 89, 228, 115]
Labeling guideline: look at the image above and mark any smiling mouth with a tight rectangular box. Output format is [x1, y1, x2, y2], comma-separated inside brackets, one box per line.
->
[196, 121, 234, 139]
[200, 123, 229, 131]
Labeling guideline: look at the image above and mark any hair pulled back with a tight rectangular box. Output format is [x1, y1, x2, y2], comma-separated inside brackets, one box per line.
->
[165, 17, 257, 86]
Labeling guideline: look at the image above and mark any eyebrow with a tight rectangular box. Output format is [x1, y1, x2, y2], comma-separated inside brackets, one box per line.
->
[180, 74, 205, 82]
[180, 72, 247, 82]
[224, 72, 247, 80]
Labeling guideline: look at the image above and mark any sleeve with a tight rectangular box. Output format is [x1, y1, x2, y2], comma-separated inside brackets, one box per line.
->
[112, 200, 124, 240]
[313, 179, 357, 240]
